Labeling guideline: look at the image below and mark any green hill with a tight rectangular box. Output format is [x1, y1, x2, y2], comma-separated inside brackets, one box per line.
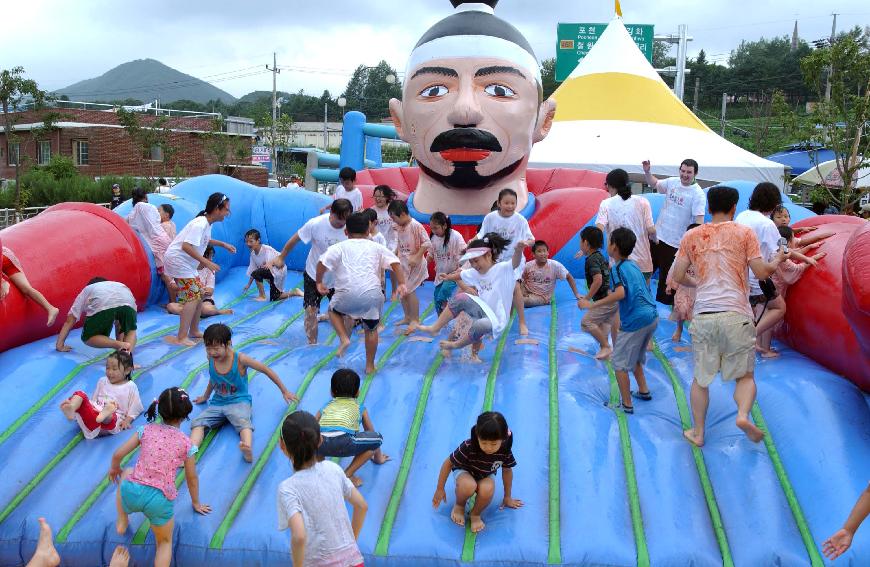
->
[237, 90, 293, 104]
[55, 59, 237, 104]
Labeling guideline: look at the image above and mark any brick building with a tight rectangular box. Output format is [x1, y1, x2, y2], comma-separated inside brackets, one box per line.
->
[0, 106, 267, 186]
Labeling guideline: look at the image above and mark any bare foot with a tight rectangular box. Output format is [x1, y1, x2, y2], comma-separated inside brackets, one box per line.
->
[439, 339, 461, 351]
[408, 336, 434, 342]
[115, 512, 129, 535]
[646, 342, 654, 351]
[109, 546, 130, 567]
[372, 453, 391, 465]
[683, 428, 704, 447]
[468, 353, 483, 364]
[336, 338, 351, 357]
[440, 348, 452, 358]
[239, 441, 253, 462]
[365, 364, 376, 375]
[164, 336, 196, 347]
[568, 346, 595, 359]
[97, 401, 118, 424]
[735, 416, 765, 443]
[469, 514, 486, 533]
[671, 332, 682, 343]
[594, 346, 613, 360]
[519, 323, 529, 336]
[189, 330, 204, 339]
[760, 349, 780, 359]
[395, 318, 411, 326]
[60, 400, 76, 420]
[46, 306, 60, 327]
[674, 345, 693, 353]
[450, 504, 466, 527]
[317, 313, 329, 322]
[254, 296, 268, 302]
[403, 322, 420, 336]
[349, 475, 363, 487]
[515, 338, 539, 345]
[32, 517, 60, 567]
[218, 309, 234, 315]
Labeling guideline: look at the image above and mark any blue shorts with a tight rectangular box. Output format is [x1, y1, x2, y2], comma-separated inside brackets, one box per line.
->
[317, 431, 383, 458]
[434, 281, 458, 314]
[120, 480, 174, 526]
[190, 402, 254, 432]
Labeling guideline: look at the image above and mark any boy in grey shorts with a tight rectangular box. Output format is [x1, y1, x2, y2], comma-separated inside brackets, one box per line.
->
[578, 228, 658, 414]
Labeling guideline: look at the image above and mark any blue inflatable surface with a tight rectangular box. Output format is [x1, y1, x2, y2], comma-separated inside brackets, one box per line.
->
[0, 176, 868, 566]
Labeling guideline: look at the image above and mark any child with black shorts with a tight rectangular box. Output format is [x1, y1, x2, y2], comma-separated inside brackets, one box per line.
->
[269, 199, 352, 344]
[316, 369, 389, 487]
[316, 212, 407, 374]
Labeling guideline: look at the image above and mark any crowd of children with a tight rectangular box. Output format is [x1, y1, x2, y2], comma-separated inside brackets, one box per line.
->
[28, 165, 865, 567]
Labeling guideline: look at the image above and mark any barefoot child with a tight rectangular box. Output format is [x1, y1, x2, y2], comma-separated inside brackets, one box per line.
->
[666, 224, 700, 345]
[110, 387, 210, 567]
[408, 233, 533, 362]
[430, 212, 466, 314]
[316, 212, 407, 374]
[432, 411, 522, 534]
[60, 350, 143, 438]
[1, 246, 59, 326]
[577, 227, 619, 360]
[162, 192, 236, 346]
[191, 323, 298, 462]
[363, 207, 394, 298]
[242, 229, 301, 302]
[126, 187, 175, 300]
[56, 278, 138, 353]
[168, 246, 233, 318]
[322, 167, 363, 212]
[476, 189, 534, 336]
[315, 369, 390, 487]
[278, 411, 367, 567]
[269, 199, 352, 344]
[372, 185, 398, 251]
[578, 228, 658, 413]
[388, 199, 431, 327]
[159, 204, 176, 240]
[520, 240, 580, 307]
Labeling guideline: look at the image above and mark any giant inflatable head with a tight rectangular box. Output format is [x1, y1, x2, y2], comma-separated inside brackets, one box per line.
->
[389, 0, 556, 216]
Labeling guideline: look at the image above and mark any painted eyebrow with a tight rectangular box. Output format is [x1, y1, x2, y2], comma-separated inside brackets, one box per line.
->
[411, 66, 459, 79]
[474, 66, 526, 79]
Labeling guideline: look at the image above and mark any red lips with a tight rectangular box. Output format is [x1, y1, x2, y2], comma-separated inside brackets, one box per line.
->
[439, 148, 491, 162]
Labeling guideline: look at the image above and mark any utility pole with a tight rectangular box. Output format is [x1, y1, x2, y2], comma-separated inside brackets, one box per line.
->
[654, 27, 693, 101]
[323, 102, 328, 150]
[720, 93, 728, 137]
[693, 76, 700, 112]
[825, 13, 838, 102]
[266, 52, 281, 178]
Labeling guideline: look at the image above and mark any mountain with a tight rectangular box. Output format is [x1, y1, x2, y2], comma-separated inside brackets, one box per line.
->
[55, 59, 237, 104]
[237, 90, 293, 104]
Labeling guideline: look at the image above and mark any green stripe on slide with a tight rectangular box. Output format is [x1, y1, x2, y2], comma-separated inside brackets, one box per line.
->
[461, 311, 516, 562]
[546, 300, 561, 564]
[605, 361, 649, 567]
[651, 340, 734, 567]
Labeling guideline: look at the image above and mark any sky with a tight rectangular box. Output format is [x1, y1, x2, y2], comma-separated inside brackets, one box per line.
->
[2, 0, 868, 100]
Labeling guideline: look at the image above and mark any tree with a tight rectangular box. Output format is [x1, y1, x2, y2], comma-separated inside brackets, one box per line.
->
[541, 58, 557, 100]
[116, 107, 178, 182]
[203, 118, 250, 174]
[727, 36, 812, 104]
[0, 67, 47, 211]
[340, 61, 403, 120]
[255, 112, 294, 175]
[785, 34, 870, 211]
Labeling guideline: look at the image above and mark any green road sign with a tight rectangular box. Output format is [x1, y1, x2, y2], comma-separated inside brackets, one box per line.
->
[556, 23, 654, 82]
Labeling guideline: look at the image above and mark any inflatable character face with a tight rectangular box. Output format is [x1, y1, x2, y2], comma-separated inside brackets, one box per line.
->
[389, 1, 556, 216]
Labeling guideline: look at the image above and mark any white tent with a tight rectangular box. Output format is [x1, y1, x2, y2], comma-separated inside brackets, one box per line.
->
[530, 17, 786, 187]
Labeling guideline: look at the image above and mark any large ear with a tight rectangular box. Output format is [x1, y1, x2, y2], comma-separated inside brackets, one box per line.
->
[533, 97, 557, 143]
[389, 98, 405, 140]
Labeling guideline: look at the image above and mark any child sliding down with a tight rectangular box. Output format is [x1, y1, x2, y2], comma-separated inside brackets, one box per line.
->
[433, 411, 522, 534]
[407, 233, 534, 362]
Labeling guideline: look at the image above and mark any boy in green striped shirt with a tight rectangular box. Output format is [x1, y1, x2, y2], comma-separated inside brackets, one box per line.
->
[315, 369, 390, 487]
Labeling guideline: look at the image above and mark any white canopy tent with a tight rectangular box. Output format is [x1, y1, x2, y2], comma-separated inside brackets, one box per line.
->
[530, 17, 786, 187]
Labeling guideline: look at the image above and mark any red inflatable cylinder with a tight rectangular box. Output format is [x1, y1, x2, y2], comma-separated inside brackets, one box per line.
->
[0, 203, 151, 352]
[782, 215, 869, 391]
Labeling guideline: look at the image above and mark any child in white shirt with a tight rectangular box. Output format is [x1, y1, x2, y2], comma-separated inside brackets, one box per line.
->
[243, 229, 301, 302]
[317, 212, 407, 374]
[322, 167, 363, 212]
[429, 212, 466, 314]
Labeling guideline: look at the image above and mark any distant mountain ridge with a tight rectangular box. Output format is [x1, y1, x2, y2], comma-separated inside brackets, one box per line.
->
[55, 59, 237, 104]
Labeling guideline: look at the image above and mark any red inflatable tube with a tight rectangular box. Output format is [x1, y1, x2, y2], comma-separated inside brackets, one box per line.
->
[0, 203, 151, 353]
[783, 215, 869, 391]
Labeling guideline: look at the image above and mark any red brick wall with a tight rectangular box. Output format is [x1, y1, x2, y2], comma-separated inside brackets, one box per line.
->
[1, 108, 251, 179]
[225, 166, 268, 187]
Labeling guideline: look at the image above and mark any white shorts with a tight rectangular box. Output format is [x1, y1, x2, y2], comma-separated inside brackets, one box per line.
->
[689, 312, 756, 387]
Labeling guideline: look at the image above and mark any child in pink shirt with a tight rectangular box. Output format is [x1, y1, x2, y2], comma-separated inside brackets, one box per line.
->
[666, 224, 700, 345]
[159, 204, 176, 240]
[520, 240, 579, 306]
[109, 387, 211, 567]
[388, 200, 431, 327]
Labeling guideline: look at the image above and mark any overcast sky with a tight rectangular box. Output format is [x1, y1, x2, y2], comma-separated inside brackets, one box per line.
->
[3, 0, 868, 100]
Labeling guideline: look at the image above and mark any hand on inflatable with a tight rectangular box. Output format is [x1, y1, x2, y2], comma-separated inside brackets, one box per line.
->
[501, 496, 524, 510]
[56, 343, 72, 353]
[283, 390, 298, 404]
[432, 487, 447, 509]
[194, 395, 208, 405]
[108, 466, 123, 484]
[243, 282, 251, 292]
[641, 160, 651, 174]
[795, 225, 817, 234]
[193, 502, 213, 515]
[822, 528, 852, 560]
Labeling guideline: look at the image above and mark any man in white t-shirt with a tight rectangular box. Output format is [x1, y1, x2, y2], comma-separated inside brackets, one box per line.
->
[735, 182, 787, 356]
[271, 198, 353, 344]
[317, 212, 407, 374]
[322, 167, 363, 213]
[643, 158, 705, 305]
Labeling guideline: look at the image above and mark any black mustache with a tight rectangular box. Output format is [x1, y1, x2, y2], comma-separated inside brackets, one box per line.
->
[430, 129, 502, 153]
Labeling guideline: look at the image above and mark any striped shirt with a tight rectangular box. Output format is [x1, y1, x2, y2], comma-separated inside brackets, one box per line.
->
[319, 398, 362, 434]
[449, 429, 516, 481]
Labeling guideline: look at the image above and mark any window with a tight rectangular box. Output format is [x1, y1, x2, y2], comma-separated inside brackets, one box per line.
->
[149, 143, 163, 162]
[73, 139, 89, 165]
[37, 141, 51, 165]
[7, 143, 20, 166]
